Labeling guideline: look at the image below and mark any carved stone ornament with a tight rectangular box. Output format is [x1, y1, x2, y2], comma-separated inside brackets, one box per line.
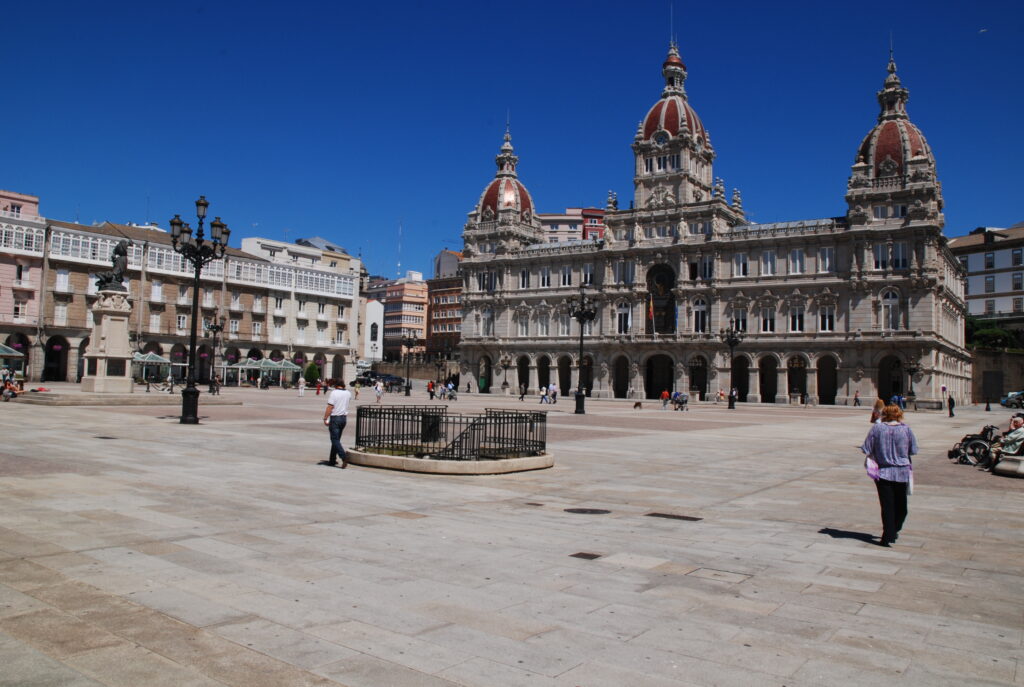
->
[96, 290, 132, 312]
[482, 206, 494, 221]
[815, 287, 838, 307]
[599, 362, 609, 379]
[853, 367, 864, 382]
[878, 156, 899, 177]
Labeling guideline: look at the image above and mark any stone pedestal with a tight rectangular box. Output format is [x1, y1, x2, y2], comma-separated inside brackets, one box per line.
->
[81, 290, 134, 394]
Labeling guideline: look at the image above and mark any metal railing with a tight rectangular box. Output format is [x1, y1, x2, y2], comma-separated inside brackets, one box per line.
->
[355, 405, 547, 461]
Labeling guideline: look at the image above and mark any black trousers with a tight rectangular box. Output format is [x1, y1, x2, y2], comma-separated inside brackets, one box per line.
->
[875, 478, 908, 542]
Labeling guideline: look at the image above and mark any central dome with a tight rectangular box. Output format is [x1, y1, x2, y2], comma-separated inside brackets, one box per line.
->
[475, 129, 535, 222]
[642, 96, 708, 146]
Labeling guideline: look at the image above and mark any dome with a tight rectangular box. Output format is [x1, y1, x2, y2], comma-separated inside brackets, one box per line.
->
[642, 96, 708, 146]
[854, 57, 935, 178]
[475, 129, 535, 221]
[477, 177, 534, 220]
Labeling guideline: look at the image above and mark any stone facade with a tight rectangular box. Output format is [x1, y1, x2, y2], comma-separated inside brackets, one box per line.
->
[458, 45, 970, 406]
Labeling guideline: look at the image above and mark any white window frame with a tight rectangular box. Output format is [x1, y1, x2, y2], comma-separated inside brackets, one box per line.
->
[762, 250, 776, 276]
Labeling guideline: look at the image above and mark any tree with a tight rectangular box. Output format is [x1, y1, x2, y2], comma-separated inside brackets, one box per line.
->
[304, 362, 320, 385]
[973, 327, 1013, 349]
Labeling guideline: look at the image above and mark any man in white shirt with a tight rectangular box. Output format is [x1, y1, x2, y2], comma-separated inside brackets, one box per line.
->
[322, 380, 353, 468]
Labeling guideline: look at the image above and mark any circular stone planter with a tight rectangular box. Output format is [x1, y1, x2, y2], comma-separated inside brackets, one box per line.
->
[347, 448, 554, 475]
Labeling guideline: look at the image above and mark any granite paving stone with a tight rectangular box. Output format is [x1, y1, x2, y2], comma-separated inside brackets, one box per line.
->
[0, 387, 1021, 685]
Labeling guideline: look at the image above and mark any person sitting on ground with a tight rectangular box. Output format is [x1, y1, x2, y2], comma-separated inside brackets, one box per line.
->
[2, 379, 24, 401]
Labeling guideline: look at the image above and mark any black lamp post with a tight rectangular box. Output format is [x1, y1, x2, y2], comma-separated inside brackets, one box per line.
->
[169, 196, 230, 424]
[906, 360, 920, 410]
[402, 335, 416, 396]
[500, 355, 511, 392]
[719, 321, 744, 410]
[569, 284, 597, 415]
[204, 315, 225, 392]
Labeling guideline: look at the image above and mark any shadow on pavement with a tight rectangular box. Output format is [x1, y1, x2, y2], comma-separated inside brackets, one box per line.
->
[818, 527, 875, 543]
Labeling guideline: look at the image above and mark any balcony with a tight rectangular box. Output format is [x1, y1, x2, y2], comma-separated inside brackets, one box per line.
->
[316, 312, 328, 322]
[229, 301, 243, 312]
[252, 303, 265, 314]
[54, 282, 74, 294]
[201, 300, 216, 310]
[176, 297, 191, 307]
[336, 313, 347, 322]
[296, 311, 309, 320]
[273, 308, 285, 317]
[149, 293, 164, 304]
[12, 279, 35, 290]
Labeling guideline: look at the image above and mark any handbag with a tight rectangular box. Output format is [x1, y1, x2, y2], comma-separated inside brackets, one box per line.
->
[864, 455, 881, 480]
[907, 465, 914, 495]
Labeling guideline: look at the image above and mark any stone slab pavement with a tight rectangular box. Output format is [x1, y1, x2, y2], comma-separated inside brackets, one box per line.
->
[0, 386, 1022, 686]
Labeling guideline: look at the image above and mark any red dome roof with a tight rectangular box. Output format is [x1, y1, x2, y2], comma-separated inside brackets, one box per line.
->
[856, 118, 932, 177]
[642, 95, 707, 145]
[478, 177, 533, 219]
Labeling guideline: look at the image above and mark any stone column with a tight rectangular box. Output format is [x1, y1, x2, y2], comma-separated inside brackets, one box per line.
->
[67, 336, 84, 383]
[775, 367, 789, 404]
[806, 368, 819, 405]
[528, 364, 538, 393]
[746, 367, 761, 403]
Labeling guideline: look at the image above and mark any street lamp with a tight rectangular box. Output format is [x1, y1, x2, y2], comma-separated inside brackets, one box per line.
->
[204, 315, 225, 392]
[169, 196, 230, 424]
[568, 284, 597, 415]
[906, 359, 920, 410]
[500, 355, 511, 392]
[401, 334, 416, 397]
[719, 321, 744, 410]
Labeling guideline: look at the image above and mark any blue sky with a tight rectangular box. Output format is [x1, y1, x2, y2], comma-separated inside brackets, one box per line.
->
[3, 1, 1022, 277]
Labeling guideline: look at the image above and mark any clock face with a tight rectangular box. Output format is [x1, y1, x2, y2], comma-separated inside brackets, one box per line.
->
[653, 132, 669, 146]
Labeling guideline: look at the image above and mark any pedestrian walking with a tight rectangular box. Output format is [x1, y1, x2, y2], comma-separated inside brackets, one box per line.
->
[549, 383, 558, 404]
[518, 383, 526, 401]
[947, 394, 955, 417]
[539, 386, 549, 404]
[660, 389, 670, 409]
[316, 379, 322, 396]
[374, 380, 384, 403]
[322, 380, 352, 468]
[853, 390, 861, 406]
[298, 377, 306, 397]
[427, 380, 435, 400]
[861, 404, 917, 547]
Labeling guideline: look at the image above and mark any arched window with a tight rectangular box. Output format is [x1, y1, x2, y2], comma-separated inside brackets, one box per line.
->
[616, 302, 631, 334]
[693, 298, 708, 333]
[882, 290, 900, 330]
[370, 322, 378, 342]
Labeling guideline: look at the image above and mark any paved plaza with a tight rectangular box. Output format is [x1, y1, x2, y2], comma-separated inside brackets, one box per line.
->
[0, 386, 1022, 686]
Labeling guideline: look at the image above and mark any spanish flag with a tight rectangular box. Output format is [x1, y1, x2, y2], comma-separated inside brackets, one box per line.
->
[648, 293, 656, 335]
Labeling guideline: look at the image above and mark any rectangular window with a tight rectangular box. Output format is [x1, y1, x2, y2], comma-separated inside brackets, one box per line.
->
[732, 309, 747, 332]
[1015, 298, 1023, 313]
[231, 291, 241, 308]
[518, 318, 528, 337]
[297, 325, 306, 343]
[178, 285, 189, 303]
[149, 313, 161, 333]
[229, 319, 239, 334]
[1014, 273, 1023, 291]
[203, 288, 214, 307]
[789, 305, 804, 332]
[616, 306, 631, 334]
[317, 302, 326, 314]
[1014, 249, 1022, 266]
[560, 265, 572, 287]
[985, 252, 995, 269]
[537, 316, 548, 336]
[53, 302, 67, 326]
[985, 299, 996, 315]
[539, 267, 551, 288]
[873, 244, 889, 270]
[613, 261, 634, 285]
[55, 269, 70, 292]
[519, 269, 529, 289]
[252, 321, 262, 337]
[789, 249, 805, 274]
[819, 305, 835, 332]
[892, 242, 909, 269]
[762, 250, 776, 276]
[559, 314, 570, 336]
[13, 300, 27, 320]
[700, 256, 714, 280]
[275, 296, 284, 309]
[984, 275, 995, 293]
[273, 323, 283, 341]
[176, 314, 187, 331]
[873, 206, 887, 219]
[644, 158, 653, 173]
[818, 246, 834, 273]
[734, 253, 748, 277]
[582, 263, 594, 285]
[253, 295, 263, 311]
[761, 307, 775, 333]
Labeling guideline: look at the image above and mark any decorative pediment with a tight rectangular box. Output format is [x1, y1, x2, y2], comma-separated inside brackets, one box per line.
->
[728, 291, 750, 310]
[815, 287, 838, 307]
[755, 289, 776, 308]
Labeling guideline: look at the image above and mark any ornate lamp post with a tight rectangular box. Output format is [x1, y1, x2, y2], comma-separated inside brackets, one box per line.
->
[719, 321, 744, 410]
[204, 315, 225, 391]
[169, 196, 230, 424]
[906, 359, 920, 410]
[402, 334, 416, 396]
[568, 284, 597, 415]
[500, 355, 511, 392]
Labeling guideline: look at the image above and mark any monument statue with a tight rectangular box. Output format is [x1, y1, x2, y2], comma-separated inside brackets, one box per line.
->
[95, 240, 132, 291]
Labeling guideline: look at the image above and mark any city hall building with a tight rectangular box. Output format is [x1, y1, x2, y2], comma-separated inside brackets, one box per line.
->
[457, 44, 970, 405]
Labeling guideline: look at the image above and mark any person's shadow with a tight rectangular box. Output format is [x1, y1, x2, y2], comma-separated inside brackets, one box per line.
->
[818, 527, 875, 543]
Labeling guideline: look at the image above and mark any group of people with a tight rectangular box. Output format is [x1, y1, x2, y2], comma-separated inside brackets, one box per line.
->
[425, 380, 457, 400]
[658, 389, 691, 410]
[2, 365, 22, 401]
[533, 383, 559, 404]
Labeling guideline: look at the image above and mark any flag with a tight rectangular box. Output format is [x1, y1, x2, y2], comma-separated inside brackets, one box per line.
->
[648, 294, 656, 335]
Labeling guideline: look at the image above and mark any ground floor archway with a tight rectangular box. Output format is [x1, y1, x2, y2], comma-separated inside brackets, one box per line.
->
[645, 354, 674, 399]
[332, 355, 345, 380]
[516, 355, 530, 391]
[688, 355, 708, 400]
[788, 356, 807, 400]
[557, 356, 572, 395]
[43, 336, 69, 382]
[535, 356, 550, 391]
[4, 333, 30, 378]
[760, 357, 778, 403]
[478, 356, 492, 393]
[612, 355, 630, 398]
[878, 355, 903, 402]
[731, 356, 750, 402]
[818, 355, 838, 405]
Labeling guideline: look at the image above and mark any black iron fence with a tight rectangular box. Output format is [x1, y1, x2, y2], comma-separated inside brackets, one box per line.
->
[355, 405, 546, 461]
